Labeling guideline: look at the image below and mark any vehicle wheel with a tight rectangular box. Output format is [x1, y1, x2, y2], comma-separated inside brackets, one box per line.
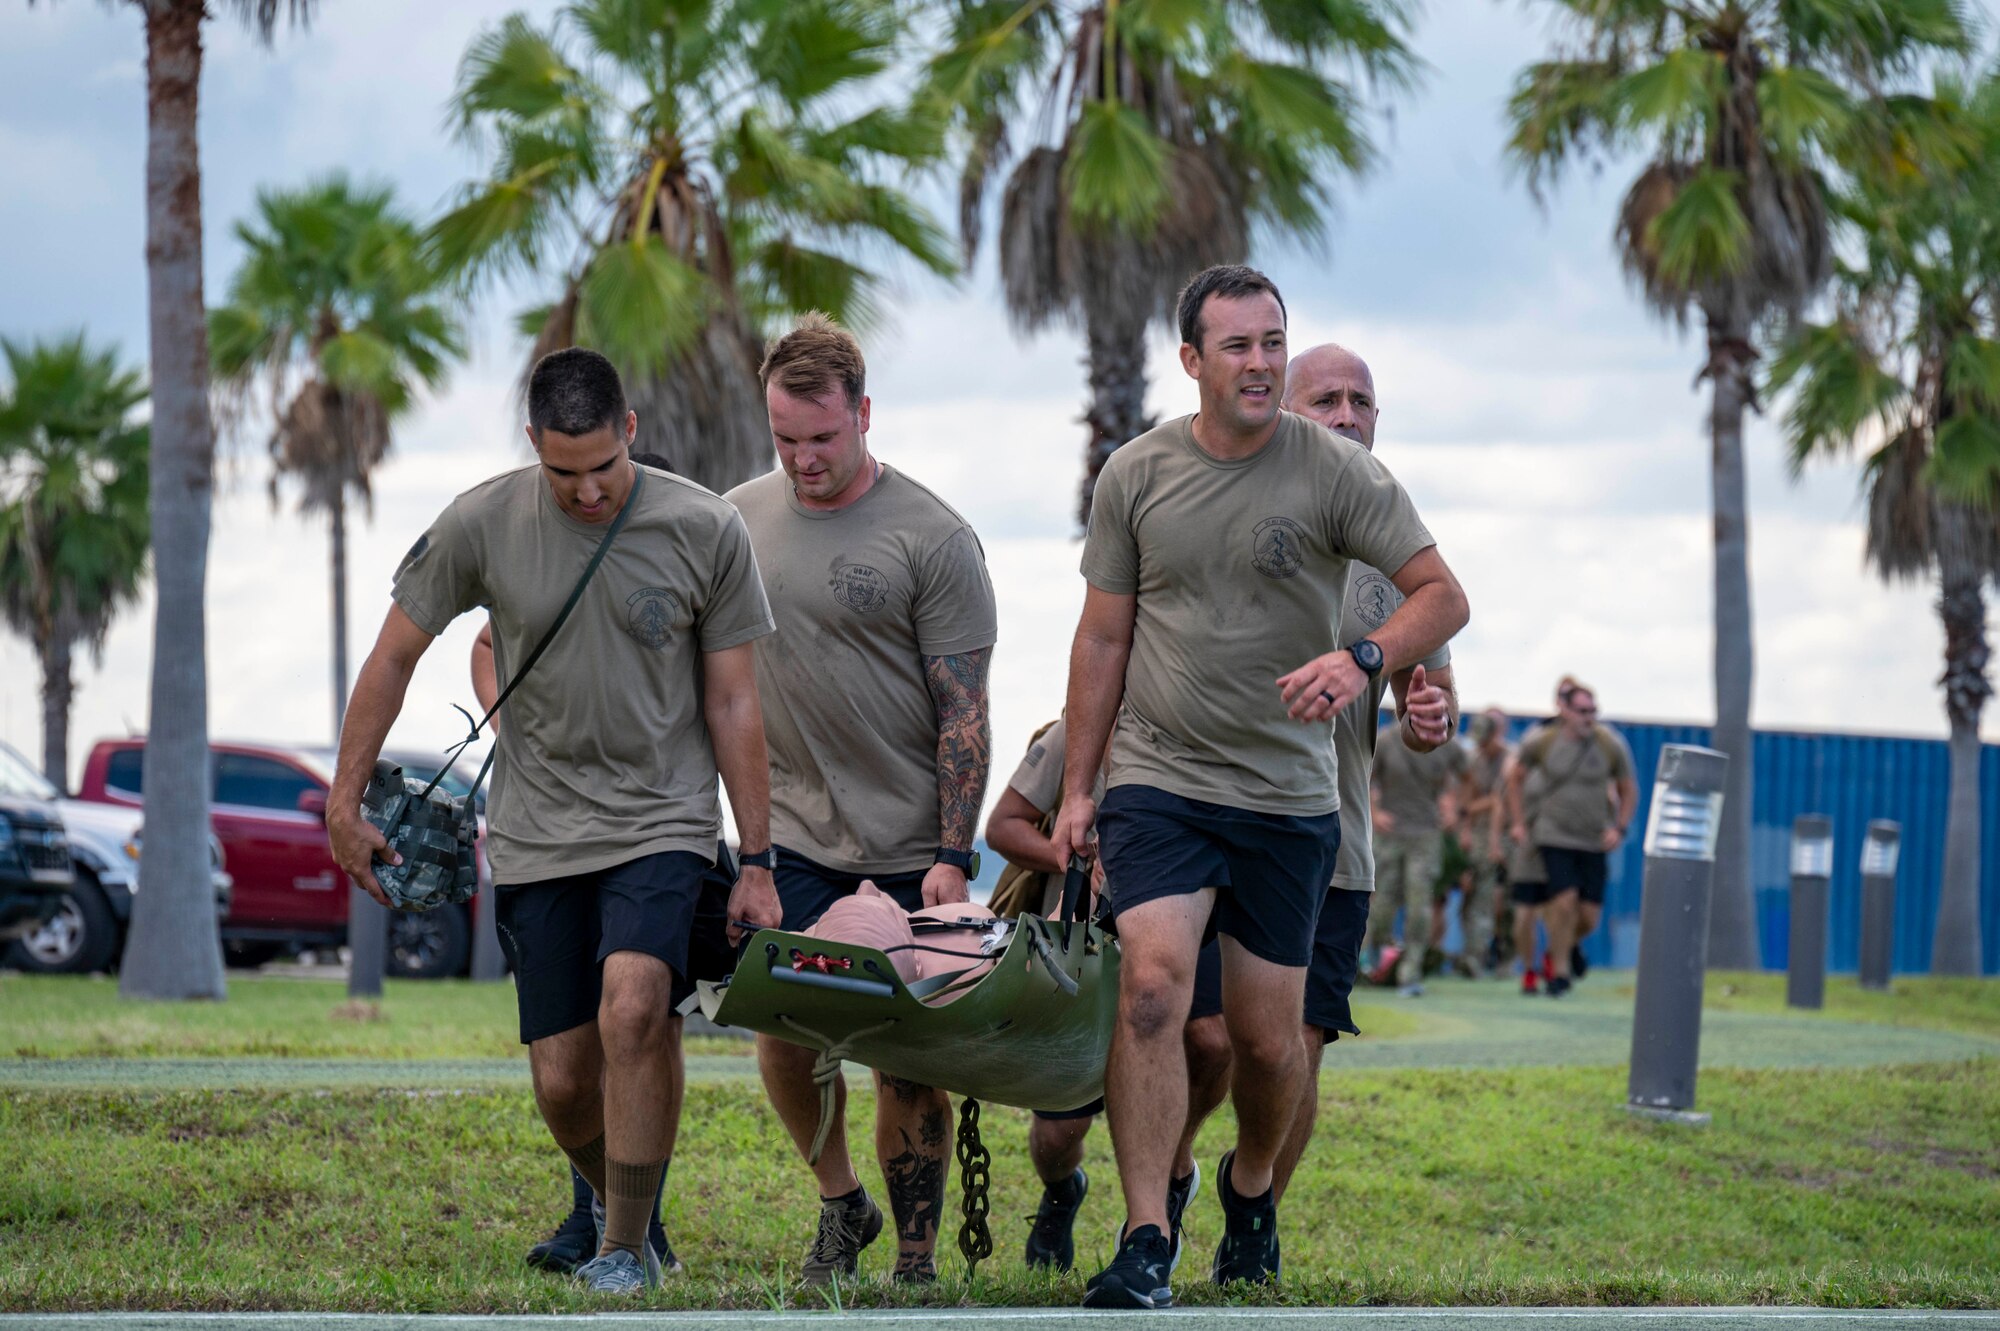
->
[387, 903, 471, 980]
[223, 940, 285, 970]
[9, 875, 119, 975]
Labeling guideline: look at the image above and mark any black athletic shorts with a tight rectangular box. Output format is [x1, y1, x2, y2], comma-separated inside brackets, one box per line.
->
[495, 848, 724, 1045]
[1097, 784, 1341, 968]
[1540, 846, 1608, 906]
[1510, 878, 1551, 907]
[1034, 938, 1222, 1122]
[1302, 885, 1371, 1043]
[774, 845, 927, 930]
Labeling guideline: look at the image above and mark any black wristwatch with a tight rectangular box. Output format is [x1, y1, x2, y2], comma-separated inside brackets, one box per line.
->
[934, 846, 981, 877]
[1350, 638, 1385, 678]
[738, 847, 777, 871]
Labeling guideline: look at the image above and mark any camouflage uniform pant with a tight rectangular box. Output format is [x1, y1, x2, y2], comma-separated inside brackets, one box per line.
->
[1369, 832, 1442, 988]
[1461, 859, 1505, 976]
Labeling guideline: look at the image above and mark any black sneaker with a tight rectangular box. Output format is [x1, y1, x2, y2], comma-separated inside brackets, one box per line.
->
[1571, 945, 1590, 980]
[1025, 1167, 1088, 1272]
[1082, 1223, 1174, 1309]
[1210, 1150, 1280, 1286]
[525, 1200, 596, 1274]
[1165, 1162, 1201, 1272]
[799, 1187, 883, 1287]
[1548, 975, 1573, 998]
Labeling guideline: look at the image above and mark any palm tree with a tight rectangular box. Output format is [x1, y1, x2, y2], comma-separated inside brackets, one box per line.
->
[929, 0, 1419, 523]
[430, 0, 957, 493]
[0, 336, 151, 793]
[211, 175, 465, 741]
[27, 0, 318, 1001]
[1770, 73, 2000, 976]
[1504, 0, 1970, 970]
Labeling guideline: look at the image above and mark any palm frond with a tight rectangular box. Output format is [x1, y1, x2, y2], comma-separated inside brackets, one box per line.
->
[574, 240, 713, 372]
[1063, 101, 1170, 234]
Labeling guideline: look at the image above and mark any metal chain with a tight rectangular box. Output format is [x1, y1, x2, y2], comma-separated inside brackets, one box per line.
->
[954, 1096, 994, 1274]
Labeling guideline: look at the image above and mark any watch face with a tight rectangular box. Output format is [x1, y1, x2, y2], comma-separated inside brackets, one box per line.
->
[1354, 640, 1384, 673]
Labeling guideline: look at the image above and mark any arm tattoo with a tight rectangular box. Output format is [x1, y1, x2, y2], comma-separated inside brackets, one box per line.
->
[922, 647, 993, 851]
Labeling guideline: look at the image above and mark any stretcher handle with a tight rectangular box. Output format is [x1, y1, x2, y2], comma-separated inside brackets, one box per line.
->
[770, 967, 897, 999]
[1059, 855, 1092, 947]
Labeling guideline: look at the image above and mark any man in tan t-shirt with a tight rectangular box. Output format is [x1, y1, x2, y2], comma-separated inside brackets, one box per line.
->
[1367, 719, 1470, 994]
[326, 349, 782, 1295]
[1507, 679, 1638, 997]
[1054, 267, 1469, 1306]
[725, 315, 997, 1287]
[1267, 342, 1458, 1206]
[1457, 710, 1513, 980]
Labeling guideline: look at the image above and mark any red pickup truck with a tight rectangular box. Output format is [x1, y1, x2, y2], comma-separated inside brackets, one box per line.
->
[76, 738, 484, 979]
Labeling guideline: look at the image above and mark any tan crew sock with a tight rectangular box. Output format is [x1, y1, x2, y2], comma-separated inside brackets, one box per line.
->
[561, 1132, 607, 1202]
[603, 1157, 668, 1257]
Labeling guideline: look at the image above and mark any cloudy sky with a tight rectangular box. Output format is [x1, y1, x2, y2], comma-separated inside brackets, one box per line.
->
[2, 0, 1997, 799]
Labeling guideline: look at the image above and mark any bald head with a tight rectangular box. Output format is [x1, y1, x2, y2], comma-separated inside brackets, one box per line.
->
[1283, 343, 1378, 450]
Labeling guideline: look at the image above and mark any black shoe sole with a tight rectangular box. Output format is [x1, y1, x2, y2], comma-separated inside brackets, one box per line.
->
[1082, 1281, 1173, 1309]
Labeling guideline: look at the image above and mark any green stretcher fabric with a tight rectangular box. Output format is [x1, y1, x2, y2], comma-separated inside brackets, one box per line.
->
[698, 911, 1119, 1145]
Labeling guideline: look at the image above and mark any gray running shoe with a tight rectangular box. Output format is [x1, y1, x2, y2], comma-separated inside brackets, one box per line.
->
[800, 1188, 884, 1287]
[590, 1194, 684, 1275]
[577, 1244, 662, 1294]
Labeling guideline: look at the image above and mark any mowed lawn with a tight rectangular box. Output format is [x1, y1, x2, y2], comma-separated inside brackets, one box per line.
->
[0, 972, 1995, 1311]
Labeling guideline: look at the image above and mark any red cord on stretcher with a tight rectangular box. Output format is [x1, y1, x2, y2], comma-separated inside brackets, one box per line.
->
[791, 950, 854, 975]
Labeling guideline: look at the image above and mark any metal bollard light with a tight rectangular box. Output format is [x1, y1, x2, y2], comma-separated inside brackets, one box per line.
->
[1787, 815, 1833, 1010]
[1626, 744, 1730, 1126]
[1858, 821, 1901, 992]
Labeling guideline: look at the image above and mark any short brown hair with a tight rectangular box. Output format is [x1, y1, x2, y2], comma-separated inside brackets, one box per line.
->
[759, 312, 866, 409]
[1177, 265, 1286, 351]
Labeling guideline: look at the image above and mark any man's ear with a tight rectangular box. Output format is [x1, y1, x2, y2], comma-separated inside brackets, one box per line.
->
[623, 409, 638, 445]
[857, 394, 872, 436]
[524, 423, 540, 453]
[1178, 342, 1201, 380]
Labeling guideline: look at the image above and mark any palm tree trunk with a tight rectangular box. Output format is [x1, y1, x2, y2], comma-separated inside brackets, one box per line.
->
[330, 485, 388, 1000]
[1077, 312, 1155, 528]
[120, 0, 225, 1003]
[1931, 505, 1989, 976]
[1704, 327, 1761, 970]
[39, 631, 73, 795]
[329, 490, 348, 739]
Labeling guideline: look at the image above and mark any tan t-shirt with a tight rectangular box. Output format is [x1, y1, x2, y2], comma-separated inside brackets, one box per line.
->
[1330, 563, 1452, 892]
[1081, 413, 1436, 816]
[1507, 727, 1551, 883]
[391, 464, 774, 884]
[1007, 716, 1107, 814]
[1464, 742, 1511, 862]
[1516, 722, 1636, 852]
[1372, 726, 1470, 836]
[727, 465, 998, 873]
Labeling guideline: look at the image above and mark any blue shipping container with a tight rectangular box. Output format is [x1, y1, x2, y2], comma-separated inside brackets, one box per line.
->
[1499, 717, 1998, 976]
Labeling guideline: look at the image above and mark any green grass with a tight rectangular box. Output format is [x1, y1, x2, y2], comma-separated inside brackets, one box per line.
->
[1, 1061, 1995, 1311]
[0, 974, 748, 1060]
[1685, 972, 2000, 1040]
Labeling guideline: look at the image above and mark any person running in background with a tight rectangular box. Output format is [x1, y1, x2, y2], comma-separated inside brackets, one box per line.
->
[1365, 716, 1468, 996]
[1508, 678, 1637, 997]
[1456, 710, 1513, 978]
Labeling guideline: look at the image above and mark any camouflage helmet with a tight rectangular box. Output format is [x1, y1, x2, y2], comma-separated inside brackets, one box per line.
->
[360, 759, 479, 912]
